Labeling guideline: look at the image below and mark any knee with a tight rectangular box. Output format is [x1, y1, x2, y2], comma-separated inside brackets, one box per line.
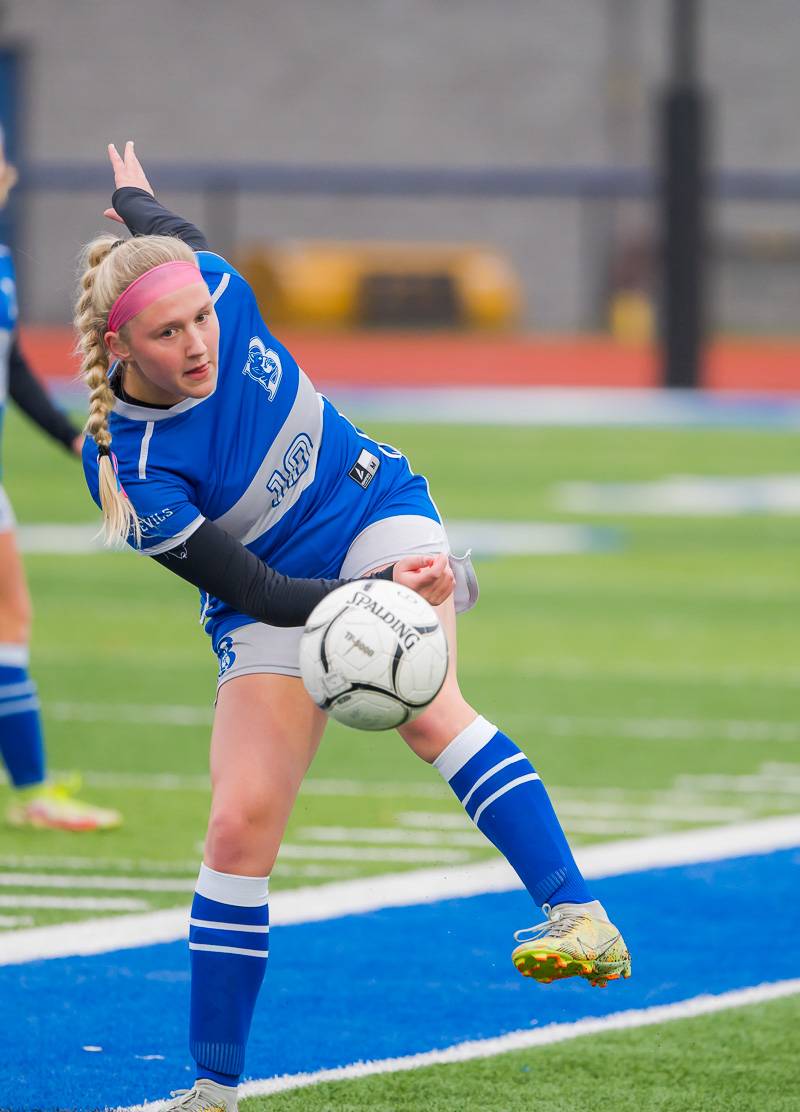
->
[204, 794, 279, 874]
[400, 691, 477, 764]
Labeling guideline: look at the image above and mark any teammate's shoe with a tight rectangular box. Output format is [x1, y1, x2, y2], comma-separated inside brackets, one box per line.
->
[161, 1080, 238, 1111]
[511, 900, 631, 987]
[5, 777, 122, 832]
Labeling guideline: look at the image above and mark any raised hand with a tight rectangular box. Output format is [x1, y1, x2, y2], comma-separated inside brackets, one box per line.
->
[392, 552, 455, 607]
[104, 140, 154, 224]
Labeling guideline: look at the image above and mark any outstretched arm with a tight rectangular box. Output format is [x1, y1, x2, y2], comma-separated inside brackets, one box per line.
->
[105, 141, 209, 250]
[8, 337, 82, 453]
[151, 519, 453, 627]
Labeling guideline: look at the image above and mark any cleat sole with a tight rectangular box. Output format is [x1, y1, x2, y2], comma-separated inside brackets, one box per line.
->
[512, 945, 632, 987]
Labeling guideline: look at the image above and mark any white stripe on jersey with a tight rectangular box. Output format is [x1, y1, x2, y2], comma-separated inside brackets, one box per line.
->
[211, 272, 230, 304]
[213, 371, 323, 547]
[138, 421, 155, 480]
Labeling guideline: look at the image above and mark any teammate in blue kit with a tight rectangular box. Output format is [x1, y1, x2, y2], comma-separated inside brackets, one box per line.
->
[77, 142, 630, 1112]
[0, 128, 120, 832]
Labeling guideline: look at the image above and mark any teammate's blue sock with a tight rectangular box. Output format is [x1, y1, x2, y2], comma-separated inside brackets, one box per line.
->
[0, 646, 46, 789]
[434, 716, 592, 907]
[189, 863, 269, 1086]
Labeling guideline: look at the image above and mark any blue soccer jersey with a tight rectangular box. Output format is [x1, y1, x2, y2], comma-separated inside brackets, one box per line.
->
[0, 245, 18, 477]
[83, 251, 438, 646]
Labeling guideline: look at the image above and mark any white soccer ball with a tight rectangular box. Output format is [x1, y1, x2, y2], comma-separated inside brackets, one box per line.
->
[299, 578, 449, 731]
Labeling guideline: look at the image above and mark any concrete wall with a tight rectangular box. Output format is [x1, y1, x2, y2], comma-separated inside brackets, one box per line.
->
[2, 0, 799, 327]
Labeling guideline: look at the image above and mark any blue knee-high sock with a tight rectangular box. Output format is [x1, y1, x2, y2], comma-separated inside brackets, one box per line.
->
[189, 864, 269, 1086]
[434, 716, 592, 907]
[0, 645, 46, 789]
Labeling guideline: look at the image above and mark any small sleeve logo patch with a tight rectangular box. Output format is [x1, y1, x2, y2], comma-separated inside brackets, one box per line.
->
[348, 448, 380, 490]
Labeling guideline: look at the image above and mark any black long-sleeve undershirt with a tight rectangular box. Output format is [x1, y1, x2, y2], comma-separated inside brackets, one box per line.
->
[112, 187, 209, 250]
[110, 186, 396, 627]
[152, 520, 394, 628]
[8, 337, 80, 450]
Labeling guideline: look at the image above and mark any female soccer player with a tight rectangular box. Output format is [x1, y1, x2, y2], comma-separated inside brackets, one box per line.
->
[0, 129, 119, 832]
[78, 141, 630, 1112]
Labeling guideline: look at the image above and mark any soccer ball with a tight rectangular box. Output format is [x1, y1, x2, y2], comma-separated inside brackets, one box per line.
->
[299, 578, 449, 731]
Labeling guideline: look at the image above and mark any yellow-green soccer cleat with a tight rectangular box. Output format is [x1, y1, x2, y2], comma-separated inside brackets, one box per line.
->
[161, 1080, 238, 1111]
[511, 900, 632, 988]
[5, 777, 122, 832]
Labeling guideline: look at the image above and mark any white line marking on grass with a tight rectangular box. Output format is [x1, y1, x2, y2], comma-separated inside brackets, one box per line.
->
[121, 978, 800, 1110]
[295, 825, 484, 846]
[0, 895, 149, 911]
[30, 768, 449, 799]
[0, 915, 34, 928]
[235, 979, 800, 1104]
[555, 474, 800, 516]
[0, 854, 200, 874]
[49, 702, 213, 728]
[278, 844, 471, 864]
[2, 815, 798, 968]
[0, 873, 193, 893]
[675, 772, 800, 794]
[42, 700, 800, 743]
[19, 520, 614, 559]
[560, 817, 666, 836]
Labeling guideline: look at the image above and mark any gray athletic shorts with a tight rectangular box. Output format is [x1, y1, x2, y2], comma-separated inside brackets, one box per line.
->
[215, 514, 478, 690]
[0, 485, 15, 535]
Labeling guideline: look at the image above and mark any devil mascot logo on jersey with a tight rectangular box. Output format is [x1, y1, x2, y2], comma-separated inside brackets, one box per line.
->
[242, 337, 283, 401]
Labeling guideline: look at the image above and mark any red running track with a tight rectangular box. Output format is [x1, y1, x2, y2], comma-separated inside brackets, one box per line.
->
[20, 327, 800, 393]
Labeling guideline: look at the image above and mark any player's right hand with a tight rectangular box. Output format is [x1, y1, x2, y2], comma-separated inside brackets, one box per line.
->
[393, 553, 454, 607]
[104, 140, 154, 224]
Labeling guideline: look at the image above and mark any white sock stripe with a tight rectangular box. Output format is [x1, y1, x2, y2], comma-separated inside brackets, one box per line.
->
[0, 697, 40, 719]
[189, 917, 269, 934]
[0, 681, 36, 700]
[189, 942, 269, 958]
[0, 644, 29, 668]
[460, 753, 528, 809]
[195, 863, 269, 907]
[472, 773, 541, 826]
[433, 716, 498, 782]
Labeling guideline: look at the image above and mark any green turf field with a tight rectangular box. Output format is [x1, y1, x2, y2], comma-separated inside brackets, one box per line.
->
[2, 406, 799, 1109]
[1, 410, 799, 926]
[242, 994, 799, 1112]
[3, 409, 796, 1112]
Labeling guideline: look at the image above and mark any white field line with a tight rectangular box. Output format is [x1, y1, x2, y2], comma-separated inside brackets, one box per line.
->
[0, 895, 148, 911]
[39, 769, 450, 799]
[20, 520, 611, 560]
[0, 915, 33, 928]
[121, 978, 800, 1110]
[0, 854, 200, 874]
[231, 979, 800, 1105]
[0, 873, 194, 893]
[0, 855, 353, 882]
[560, 817, 665, 836]
[41, 700, 800, 743]
[674, 772, 800, 794]
[2, 815, 799, 968]
[507, 662, 800, 688]
[278, 844, 471, 864]
[296, 825, 484, 846]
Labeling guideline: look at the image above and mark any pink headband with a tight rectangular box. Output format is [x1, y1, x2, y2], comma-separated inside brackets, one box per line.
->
[107, 260, 206, 334]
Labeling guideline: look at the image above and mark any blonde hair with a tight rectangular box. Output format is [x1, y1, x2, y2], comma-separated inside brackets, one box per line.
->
[74, 234, 196, 547]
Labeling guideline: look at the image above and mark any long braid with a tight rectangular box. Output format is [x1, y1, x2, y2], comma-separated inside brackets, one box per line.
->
[75, 236, 140, 547]
[74, 232, 197, 548]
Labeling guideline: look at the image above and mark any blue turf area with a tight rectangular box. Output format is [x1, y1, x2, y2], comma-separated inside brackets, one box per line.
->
[2, 849, 799, 1111]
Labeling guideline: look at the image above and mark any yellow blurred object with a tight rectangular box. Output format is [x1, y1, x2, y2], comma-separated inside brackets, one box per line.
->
[609, 290, 655, 344]
[235, 241, 522, 329]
